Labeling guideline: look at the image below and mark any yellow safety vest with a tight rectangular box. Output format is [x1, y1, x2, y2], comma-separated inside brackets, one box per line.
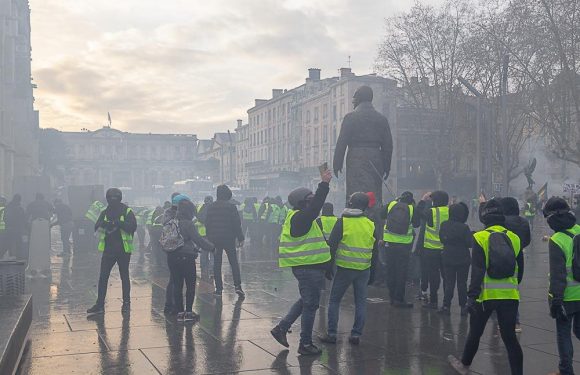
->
[336, 216, 375, 271]
[85, 201, 105, 223]
[551, 225, 580, 302]
[269, 205, 280, 224]
[98, 207, 134, 253]
[278, 210, 330, 268]
[195, 204, 207, 236]
[241, 204, 255, 221]
[278, 206, 289, 225]
[383, 201, 414, 244]
[424, 206, 449, 250]
[260, 203, 270, 221]
[474, 225, 521, 302]
[318, 216, 338, 238]
[0, 207, 5, 231]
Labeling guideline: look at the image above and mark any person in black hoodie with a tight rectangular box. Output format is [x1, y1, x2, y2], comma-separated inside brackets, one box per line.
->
[439, 202, 472, 316]
[87, 188, 137, 315]
[205, 184, 245, 298]
[170, 198, 214, 322]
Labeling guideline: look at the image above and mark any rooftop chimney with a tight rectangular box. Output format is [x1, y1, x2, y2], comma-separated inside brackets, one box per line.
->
[340, 67, 352, 78]
[272, 89, 284, 98]
[237, 119, 242, 128]
[308, 68, 321, 81]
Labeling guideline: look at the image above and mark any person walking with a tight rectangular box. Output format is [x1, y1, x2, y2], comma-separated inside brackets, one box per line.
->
[448, 199, 524, 375]
[205, 185, 245, 298]
[4, 194, 26, 259]
[439, 202, 472, 316]
[319, 192, 378, 345]
[52, 199, 74, 257]
[167, 198, 214, 322]
[270, 170, 332, 356]
[381, 191, 418, 307]
[87, 188, 137, 315]
[162, 193, 185, 314]
[542, 197, 580, 375]
[524, 199, 537, 232]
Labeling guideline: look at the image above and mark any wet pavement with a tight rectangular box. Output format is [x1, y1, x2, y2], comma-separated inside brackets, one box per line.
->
[17, 223, 579, 374]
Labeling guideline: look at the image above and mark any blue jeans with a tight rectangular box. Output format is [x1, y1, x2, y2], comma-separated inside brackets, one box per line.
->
[279, 268, 325, 346]
[328, 267, 370, 337]
[556, 311, 580, 375]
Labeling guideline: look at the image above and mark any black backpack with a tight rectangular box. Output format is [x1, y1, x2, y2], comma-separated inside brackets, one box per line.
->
[563, 231, 580, 282]
[486, 230, 517, 279]
[386, 202, 411, 235]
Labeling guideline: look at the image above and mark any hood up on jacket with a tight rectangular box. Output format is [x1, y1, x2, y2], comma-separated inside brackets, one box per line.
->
[177, 199, 196, 221]
[216, 185, 232, 201]
[449, 202, 469, 223]
[500, 197, 520, 216]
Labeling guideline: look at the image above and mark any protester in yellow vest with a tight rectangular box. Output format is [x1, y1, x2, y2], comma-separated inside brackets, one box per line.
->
[416, 190, 450, 309]
[449, 198, 523, 375]
[543, 197, 580, 375]
[85, 200, 105, 224]
[0, 197, 6, 258]
[316, 202, 338, 239]
[87, 188, 137, 316]
[270, 170, 332, 356]
[319, 192, 378, 346]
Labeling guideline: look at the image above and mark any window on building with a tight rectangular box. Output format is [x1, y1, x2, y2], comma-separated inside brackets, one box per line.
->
[306, 110, 311, 124]
[273, 108, 276, 121]
[332, 105, 337, 121]
[323, 104, 328, 119]
[268, 110, 271, 123]
[314, 107, 319, 122]
[333, 87, 337, 98]
[340, 84, 344, 96]
[323, 125, 328, 143]
[340, 101, 345, 119]
[314, 128, 319, 143]
[282, 103, 286, 116]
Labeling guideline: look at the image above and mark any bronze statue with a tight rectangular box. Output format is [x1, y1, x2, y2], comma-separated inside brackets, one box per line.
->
[523, 157, 536, 190]
[333, 86, 393, 204]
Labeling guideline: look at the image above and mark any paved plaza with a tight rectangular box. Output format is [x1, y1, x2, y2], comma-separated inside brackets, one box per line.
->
[17, 223, 579, 375]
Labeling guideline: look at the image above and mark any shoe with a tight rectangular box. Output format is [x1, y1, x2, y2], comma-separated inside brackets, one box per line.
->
[270, 326, 289, 348]
[393, 301, 414, 309]
[235, 287, 245, 298]
[183, 312, 198, 321]
[348, 336, 360, 345]
[460, 306, 468, 316]
[515, 324, 522, 333]
[298, 343, 322, 356]
[318, 333, 337, 344]
[87, 304, 105, 315]
[447, 355, 470, 375]
[176, 312, 186, 322]
[121, 302, 130, 313]
[438, 306, 451, 316]
[214, 289, 222, 297]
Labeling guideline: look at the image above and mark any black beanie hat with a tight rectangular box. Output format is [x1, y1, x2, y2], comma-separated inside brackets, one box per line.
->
[500, 197, 520, 216]
[353, 86, 373, 103]
[543, 197, 570, 218]
[431, 191, 449, 207]
[480, 198, 505, 226]
[216, 184, 232, 201]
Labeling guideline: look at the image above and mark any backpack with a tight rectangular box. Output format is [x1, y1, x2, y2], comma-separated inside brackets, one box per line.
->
[159, 218, 184, 252]
[386, 202, 411, 235]
[486, 230, 516, 279]
[563, 231, 580, 282]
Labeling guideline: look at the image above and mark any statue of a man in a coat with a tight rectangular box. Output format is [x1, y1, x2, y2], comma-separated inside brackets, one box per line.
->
[333, 86, 393, 204]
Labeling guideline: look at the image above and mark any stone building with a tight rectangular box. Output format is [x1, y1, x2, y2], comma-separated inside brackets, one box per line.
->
[196, 130, 237, 185]
[0, 0, 39, 198]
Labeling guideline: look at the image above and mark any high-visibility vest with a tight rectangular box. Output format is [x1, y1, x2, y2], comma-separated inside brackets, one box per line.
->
[85, 201, 106, 223]
[551, 225, 580, 302]
[136, 209, 149, 226]
[268, 205, 280, 224]
[0, 207, 5, 231]
[383, 201, 414, 244]
[524, 203, 536, 217]
[260, 203, 270, 221]
[278, 206, 288, 225]
[423, 206, 449, 250]
[195, 204, 207, 236]
[474, 225, 521, 302]
[318, 216, 338, 237]
[240, 204, 255, 221]
[278, 210, 330, 268]
[98, 207, 134, 253]
[336, 216, 375, 271]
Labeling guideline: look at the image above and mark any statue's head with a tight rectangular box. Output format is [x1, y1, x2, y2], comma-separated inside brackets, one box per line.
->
[353, 86, 373, 108]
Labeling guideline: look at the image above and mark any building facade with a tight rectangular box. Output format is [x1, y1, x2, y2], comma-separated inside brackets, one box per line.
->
[196, 129, 237, 185]
[0, 0, 39, 198]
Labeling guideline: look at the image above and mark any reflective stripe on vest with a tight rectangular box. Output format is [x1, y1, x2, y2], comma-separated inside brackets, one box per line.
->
[85, 201, 105, 223]
[278, 210, 330, 268]
[552, 225, 580, 302]
[383, 201, 414, 244]
[319, 216, 338, 237]
[98, 207, 134, 253]
[474, 225, 521, 302]
[336, 216, 375, 271]
[0, 207, 5, 231]
[423, 206, 449, 249]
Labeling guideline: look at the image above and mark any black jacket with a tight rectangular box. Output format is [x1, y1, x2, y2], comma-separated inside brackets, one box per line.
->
[95, 203, 137, 255]
[504, 215, 531, 249]
[440, 203, 472, 267]
[175, 200, 214, 257]
[4, 200, 26, 232]
[53, 202, 73, 226]
[206, 200, 244, 250]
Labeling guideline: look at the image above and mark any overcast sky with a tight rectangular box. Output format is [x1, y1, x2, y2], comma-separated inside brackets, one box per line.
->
[30, 0, 436, 138]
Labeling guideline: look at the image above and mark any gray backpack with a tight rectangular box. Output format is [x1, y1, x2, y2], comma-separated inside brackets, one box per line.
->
[159, 218, 184, 252]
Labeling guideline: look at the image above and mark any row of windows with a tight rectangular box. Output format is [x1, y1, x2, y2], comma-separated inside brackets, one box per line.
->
[305, 101, 345, 124]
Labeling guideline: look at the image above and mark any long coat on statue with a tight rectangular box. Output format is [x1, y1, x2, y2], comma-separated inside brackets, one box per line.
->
[333, 101, 393, 203]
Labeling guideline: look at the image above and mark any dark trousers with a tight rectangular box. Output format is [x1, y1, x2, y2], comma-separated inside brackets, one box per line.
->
[97, 252, 131, 305]
[462, 300, 523, 375]
[422, 249, 443, 303]
[167, 252, 197, 313]
[279, 268, 325, 345]
[199, 249, 213, 275]
[6, 230, 24, 259]
[214, 247, 241, 291]
[556, 311, 580, 375]
[385, 242, 411, 302]
[420, 250, 429, 292]
[60, 222, 73, 254]
[442, 264, 469, 308]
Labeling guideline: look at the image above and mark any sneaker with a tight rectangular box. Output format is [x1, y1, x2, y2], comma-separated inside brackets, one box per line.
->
[298, 343, 322, 356]
[121, 302, 130, 313]
[348, 336, 360, 345]
[438, 306, 451, 316]
[515, 324, 522, 333]
[87, 304, 105, 315]
[270, 326, 289, 348]
[447, 355, 470, 375]
[183, 312, 198, 321]
[214, 289, 223, 297]
[318, 333, 337, 344]
[176, 312, 186, 322]
[460, 306, 468, 317]
[235, 287, 245, 298]
[393, 301, 414, 309]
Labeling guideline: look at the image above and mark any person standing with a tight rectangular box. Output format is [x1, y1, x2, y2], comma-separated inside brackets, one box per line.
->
[147, 205, 165, 265]
[448, 199, 524, 375]
[542, 197, 580, 375]
[196, 196, 213, 276]
[4, 194, 26, 259]
[319, 192, 378, 345]
[240, 197, 257, 242]
[26, 193, 53, 222]
[270, 170, 332, 356]
[205, 185, 245, 298]
[87, 188, 137, 315]
[416, 191, 450, 309]
[316, 203, 337, 239]
[439, 202, 472, 316]
[162, 193, 183, 314]
[52, 199, 74, 257]
[0, 197, 6, 258]
[381, 191, 417, 307]
[524, 199, 537, 231]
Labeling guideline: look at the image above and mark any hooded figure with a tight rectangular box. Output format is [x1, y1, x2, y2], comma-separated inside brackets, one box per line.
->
[333, 85, 393, 203]
[500, 197, 531, 249]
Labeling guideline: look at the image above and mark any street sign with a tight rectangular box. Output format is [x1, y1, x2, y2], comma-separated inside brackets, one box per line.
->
[563, 183, 580, 193]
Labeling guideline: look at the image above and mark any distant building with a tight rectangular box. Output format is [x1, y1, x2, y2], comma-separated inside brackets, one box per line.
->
[0, 0, 39, 198]
[234, 120, 250, 189]
[196, 128, 237, 185]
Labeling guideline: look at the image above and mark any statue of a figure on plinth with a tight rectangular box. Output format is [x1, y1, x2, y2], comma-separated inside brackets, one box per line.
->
[332, 86, 393, 204]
